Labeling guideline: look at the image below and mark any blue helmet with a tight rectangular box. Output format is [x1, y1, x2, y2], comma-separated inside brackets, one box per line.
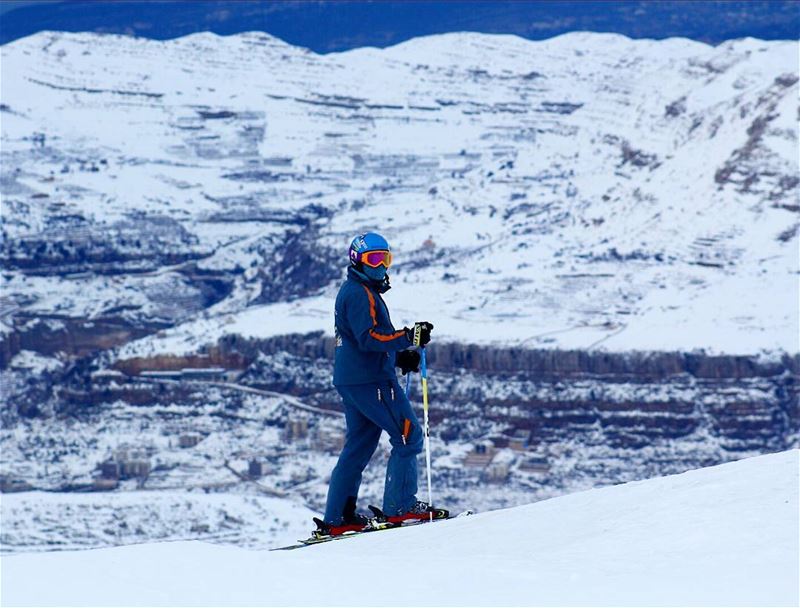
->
[349, 232, 392, 282]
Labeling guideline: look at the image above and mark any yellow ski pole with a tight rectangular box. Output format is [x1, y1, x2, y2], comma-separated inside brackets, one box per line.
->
[420, 347, 433, 522]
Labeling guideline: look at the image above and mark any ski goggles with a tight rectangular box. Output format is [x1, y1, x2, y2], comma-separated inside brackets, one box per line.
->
[358, 250, 393, 268]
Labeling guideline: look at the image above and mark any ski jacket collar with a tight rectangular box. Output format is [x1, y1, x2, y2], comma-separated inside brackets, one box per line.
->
[348, 266, 391, 294]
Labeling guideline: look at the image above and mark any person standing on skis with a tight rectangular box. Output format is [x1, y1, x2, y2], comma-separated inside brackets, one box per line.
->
[317, 232, 444, 537]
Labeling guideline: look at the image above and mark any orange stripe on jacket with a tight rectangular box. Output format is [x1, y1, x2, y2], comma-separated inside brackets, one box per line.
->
[361, 285, 407, 343]
[370, 329, 407, 342]
[362, 285, 378, 325]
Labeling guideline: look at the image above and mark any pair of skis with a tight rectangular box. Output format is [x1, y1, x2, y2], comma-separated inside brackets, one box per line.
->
[271, 507, 473, 551]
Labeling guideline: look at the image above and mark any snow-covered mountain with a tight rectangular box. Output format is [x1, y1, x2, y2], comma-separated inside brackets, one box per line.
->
[1, 30, 798, 558]
[1, 30, 797, 357]
[3, 450, 798, 607]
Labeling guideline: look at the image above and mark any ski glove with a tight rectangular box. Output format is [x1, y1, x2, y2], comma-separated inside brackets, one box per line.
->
[405, 321, 434, 347]
[395, 349, 421, 375]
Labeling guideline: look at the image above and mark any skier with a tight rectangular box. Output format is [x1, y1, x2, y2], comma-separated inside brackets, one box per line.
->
[317, 232, 440, 537]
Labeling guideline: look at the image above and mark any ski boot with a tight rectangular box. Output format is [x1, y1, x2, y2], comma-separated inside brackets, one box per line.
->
[311, 512, 371, 539]
[369, 501, 450, 525]
[311, 496, 392, 539]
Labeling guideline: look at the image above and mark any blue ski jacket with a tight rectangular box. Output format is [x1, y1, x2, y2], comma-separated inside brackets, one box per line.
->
[333, 267, 412, 386]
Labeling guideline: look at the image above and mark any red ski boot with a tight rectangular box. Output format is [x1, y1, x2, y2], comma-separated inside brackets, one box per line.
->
[312, 513, 372, 538]
[379, 501, 450, 525]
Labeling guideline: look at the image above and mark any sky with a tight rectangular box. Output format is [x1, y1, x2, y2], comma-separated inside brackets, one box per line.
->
[1, 1, 797, 50]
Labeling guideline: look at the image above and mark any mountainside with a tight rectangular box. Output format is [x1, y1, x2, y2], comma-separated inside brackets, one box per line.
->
[3, 450, 798, 607]
[1, 30, 797, 358]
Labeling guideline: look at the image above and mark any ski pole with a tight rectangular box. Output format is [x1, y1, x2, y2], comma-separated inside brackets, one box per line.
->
[404, 368, 412, 398]
[420, 347, 433, 522]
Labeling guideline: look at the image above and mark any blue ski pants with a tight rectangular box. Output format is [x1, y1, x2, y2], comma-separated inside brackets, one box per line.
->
[324, 377, 424, 524]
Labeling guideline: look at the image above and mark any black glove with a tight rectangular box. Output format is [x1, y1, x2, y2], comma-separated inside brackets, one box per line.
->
[395, 350, 421, 375]
[405, 321, 434, 347]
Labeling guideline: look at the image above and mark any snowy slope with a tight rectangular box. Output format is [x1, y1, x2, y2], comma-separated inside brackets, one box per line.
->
[0, 490, 318, 554]
[3, 450, 797, 607]
[1, 31, 797, 357]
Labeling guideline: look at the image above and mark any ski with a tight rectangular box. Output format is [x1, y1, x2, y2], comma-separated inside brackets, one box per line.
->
[402, 508, 473, 524]
[370, 506, 474, 528]
[270, 509, 474, 551]
[270, 519, 397, 551]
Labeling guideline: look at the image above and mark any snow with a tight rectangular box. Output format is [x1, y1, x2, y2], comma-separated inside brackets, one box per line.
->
[7, 350, 62, 374]
[113, 296, 335, 359]
[0, 490, 317, 555]
[3, 450, 797, 607]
